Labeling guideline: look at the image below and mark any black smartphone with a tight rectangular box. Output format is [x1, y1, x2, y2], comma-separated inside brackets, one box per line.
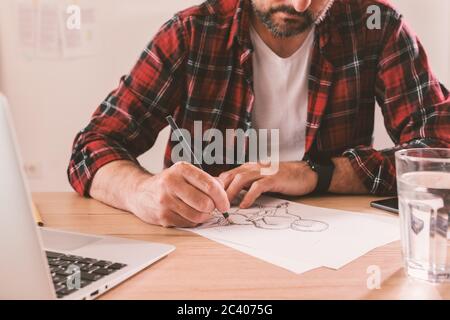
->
[370, 197, 399, 214]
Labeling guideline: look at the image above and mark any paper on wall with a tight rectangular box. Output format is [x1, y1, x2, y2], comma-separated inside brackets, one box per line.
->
[17, 0, 38, 57]
[59, 0, 96, 58]
[16, 0, 96, 59]
[36, 0, 61, 59]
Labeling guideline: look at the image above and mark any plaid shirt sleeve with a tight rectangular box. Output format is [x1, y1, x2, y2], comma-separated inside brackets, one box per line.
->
[67, 15, 187, 196]
[343, 14, 450, 196]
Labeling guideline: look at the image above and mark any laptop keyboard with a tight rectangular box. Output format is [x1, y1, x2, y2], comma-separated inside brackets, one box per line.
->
[46, 251, 127, 298]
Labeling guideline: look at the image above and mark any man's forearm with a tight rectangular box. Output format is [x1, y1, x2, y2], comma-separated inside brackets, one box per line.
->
[328, 157, 368, 194]
[89, 160, 153, 212]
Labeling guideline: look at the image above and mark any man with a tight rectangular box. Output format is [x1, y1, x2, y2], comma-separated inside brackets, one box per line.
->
[68, 0, 450, 227]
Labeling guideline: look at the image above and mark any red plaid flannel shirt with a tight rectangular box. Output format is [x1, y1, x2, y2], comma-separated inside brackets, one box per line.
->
[68, 0, 450, 197]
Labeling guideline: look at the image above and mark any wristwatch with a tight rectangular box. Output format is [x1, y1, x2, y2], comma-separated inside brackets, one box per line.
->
[305, 158, 335, 194]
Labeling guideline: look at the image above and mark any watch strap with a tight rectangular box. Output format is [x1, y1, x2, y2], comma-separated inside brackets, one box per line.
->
[306, 159, 335, 194]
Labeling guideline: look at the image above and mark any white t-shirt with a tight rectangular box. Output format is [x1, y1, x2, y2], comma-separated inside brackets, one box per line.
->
[250, 26, 315, 162]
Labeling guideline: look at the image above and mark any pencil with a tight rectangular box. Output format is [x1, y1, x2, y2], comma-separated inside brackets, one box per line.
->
[166, 116, 230, 221]
[32, 202, 44, 227]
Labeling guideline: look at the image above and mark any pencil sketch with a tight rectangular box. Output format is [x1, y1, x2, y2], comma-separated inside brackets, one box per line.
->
[200, 202, 329, 232]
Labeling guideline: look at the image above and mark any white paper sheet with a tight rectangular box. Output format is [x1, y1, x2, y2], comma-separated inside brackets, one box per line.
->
[182, 196, 400, 274]
[194, 231, 322, 274]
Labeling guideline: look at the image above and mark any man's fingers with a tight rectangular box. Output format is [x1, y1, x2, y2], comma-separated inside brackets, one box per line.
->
[173, 182, 215, 213]
[239, 179, 272, 209]
[180, 163, 230, 213]
[219, 163, 262, 191]
[218, 166, 243, 189]
[226, 170, 262, 203]
[215, 177, 225, 188]
[169, 195, 212, 224]
[218, 172, 234, 190]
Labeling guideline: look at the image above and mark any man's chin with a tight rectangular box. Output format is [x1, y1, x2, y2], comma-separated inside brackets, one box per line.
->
[269, 18, 311, 33]
[269, 25, 310, 38]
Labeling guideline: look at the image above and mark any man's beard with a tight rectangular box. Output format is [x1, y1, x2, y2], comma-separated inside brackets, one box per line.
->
[251, 3, 315, 38]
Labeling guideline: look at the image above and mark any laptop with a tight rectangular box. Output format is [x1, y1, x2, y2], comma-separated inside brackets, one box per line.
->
[0, 94, 175, 300]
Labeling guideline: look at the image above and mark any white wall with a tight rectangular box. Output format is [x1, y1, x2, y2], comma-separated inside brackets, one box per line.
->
[373, 0, 450, 149]
[0, 0, 449, 192]
[0, 0, 201, 192]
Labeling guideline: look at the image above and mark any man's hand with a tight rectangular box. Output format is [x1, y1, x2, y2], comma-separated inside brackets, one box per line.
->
[90, 161, 230, 228]
[218, 162, 318, 209]
[218, 158, 369, 209]
[129, 162, 230, 227]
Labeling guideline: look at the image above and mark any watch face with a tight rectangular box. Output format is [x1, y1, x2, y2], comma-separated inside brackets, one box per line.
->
[307, 160, 318, 172]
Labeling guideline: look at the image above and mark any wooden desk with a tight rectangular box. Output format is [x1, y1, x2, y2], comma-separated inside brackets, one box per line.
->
[33, 193, 449, 300]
